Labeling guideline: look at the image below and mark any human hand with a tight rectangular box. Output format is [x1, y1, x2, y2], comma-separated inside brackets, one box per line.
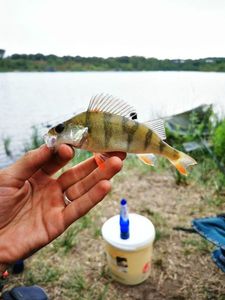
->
[0, 145, 125, 265]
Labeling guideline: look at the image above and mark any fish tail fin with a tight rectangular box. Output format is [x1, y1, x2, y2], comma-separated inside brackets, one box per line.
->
[168, 151, 197, 176]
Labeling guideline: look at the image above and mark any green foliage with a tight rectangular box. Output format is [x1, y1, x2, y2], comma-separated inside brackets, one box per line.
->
[52, 215, 92, 254]
[215, 172, 225, 193]
[140, 208, 169, 242]
[182, 237, 212, 255]
[185, 109, 225, 191]
[213, 119, 225, 164]
[25, 262, 62, 285]
[166, 106, 215, 150]
[165, 106, 219, 185]
[53, 226, 78, 254]
[61, 269, 112, 300]
[62, 271, 86, 295]
[3, 136, 12, 157]
[207, 196, 224, 207]
[1, 54, 225, 72]
[0, 49, 5, 59]
[24, 126, 44, 151]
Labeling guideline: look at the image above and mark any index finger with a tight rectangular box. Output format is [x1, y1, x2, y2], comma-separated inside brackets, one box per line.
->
[39, 144, 74, 176]
[7, 145, 54, 183]
[58, 152, 126, 191]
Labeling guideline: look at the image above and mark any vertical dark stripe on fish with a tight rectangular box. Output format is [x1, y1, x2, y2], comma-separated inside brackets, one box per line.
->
[122, 117, 139, 151]
[144, 129, 153, 150]
[159, 140, 166, 153]
[122, 117, 127, 149]
[85, 110, 91, 133]
[173, 149, 179, 159]
[103, 113, 113, 148]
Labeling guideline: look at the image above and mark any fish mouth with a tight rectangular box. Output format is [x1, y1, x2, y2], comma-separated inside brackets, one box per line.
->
[44, 134, 57, 148]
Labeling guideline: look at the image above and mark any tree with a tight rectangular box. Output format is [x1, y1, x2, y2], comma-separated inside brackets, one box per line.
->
[0, 49, 5, 59]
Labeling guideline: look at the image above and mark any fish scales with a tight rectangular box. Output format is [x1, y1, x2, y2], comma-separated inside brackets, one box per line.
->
[86, 112, 130, 152]
[92, 113, 142, 153]
[44, 94, 197, 175]
[103, 112, 113, 148]
[55, 111, 180, 157]
[83, 112, 165, 155]
[87, 112, 105, 151]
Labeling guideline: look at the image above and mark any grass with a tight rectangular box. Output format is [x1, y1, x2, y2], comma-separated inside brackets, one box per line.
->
[182, 236, 213, 255]
[139, 208, 170, 242]
[206, 196, 224, 208]
[4, 159, 225, 299]
[22, 258, 63, 286]
[203, 288, 225, 300]
[62, 271, 87, 298]
[62, 270, 112, 300]
[52, 215, 93, 254]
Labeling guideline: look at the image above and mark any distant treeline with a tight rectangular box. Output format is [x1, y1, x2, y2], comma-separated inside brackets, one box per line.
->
[1, 52, 225, 72]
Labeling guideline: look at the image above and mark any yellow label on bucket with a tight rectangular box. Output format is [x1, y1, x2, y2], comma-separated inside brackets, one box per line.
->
[102, 213, 155, 285]
[105, 243, 153, 285]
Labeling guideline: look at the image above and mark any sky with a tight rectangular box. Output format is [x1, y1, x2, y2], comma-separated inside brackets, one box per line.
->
[1, 0, 225, 59]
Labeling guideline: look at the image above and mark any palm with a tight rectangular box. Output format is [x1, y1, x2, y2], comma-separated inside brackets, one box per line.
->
[0, 145, 125, 264]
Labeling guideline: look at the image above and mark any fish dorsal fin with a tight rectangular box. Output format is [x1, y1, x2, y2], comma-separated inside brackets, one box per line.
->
[144, 119, 166, 140]
[88, 94, 137, 119]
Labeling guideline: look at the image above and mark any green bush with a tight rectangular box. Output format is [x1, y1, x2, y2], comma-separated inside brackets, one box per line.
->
[24, 126, 44, 151]
[213, 120, 225, 164]
[3, 137, 12, 157]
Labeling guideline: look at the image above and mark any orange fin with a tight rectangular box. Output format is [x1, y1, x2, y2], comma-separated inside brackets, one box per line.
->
[169, 151, 197, 176]
[137, 154, 156, 166]
[94, 153, 109, 170]
[175, 163, 187, 176]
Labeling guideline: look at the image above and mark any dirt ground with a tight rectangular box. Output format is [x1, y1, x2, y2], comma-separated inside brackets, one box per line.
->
[5, 163, 225, 300]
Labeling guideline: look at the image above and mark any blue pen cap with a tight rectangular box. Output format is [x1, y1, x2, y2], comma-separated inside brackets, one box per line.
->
[120, 198, 130, 239]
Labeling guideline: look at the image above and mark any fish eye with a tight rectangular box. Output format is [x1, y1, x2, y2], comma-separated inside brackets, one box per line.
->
[55, 123, 65, 133]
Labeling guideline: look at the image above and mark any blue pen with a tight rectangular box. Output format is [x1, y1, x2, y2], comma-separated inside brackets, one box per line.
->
[120, 199, 130, 239]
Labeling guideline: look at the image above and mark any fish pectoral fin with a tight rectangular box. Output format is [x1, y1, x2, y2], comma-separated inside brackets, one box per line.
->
[137, 154, 156, 166]
[94, 153, 110, 170]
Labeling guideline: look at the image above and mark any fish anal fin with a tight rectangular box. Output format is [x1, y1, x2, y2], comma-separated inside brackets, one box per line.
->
[137, 154, 156, 166]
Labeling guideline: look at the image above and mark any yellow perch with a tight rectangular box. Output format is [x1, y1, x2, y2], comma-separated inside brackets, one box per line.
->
[44, 95, 197, 175]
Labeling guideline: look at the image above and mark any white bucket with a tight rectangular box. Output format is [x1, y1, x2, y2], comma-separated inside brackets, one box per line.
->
[101, 213, 155, 285]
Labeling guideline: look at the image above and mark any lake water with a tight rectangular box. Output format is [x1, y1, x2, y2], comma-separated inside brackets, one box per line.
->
[1, 71, 225, 167]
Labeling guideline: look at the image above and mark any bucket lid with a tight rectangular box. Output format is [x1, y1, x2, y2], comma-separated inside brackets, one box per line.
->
[101, 213, 155, 251]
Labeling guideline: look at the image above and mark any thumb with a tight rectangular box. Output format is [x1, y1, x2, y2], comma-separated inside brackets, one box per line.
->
[7, 145, 54, 181]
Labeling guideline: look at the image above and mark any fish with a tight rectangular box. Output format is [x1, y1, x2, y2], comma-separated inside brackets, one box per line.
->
[44, 94, 197, 175]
